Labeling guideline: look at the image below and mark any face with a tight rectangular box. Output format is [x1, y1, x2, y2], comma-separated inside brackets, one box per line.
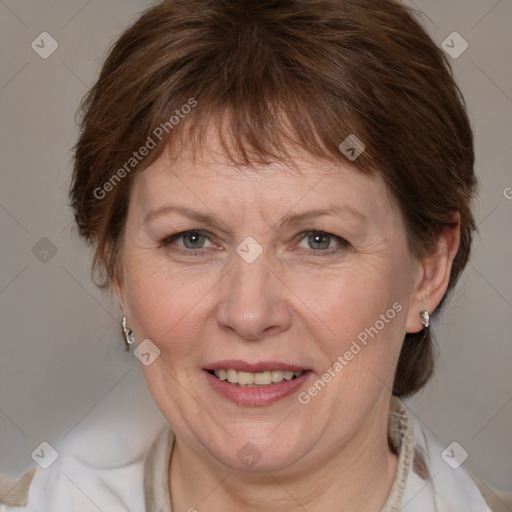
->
[114, 133, 424, 474]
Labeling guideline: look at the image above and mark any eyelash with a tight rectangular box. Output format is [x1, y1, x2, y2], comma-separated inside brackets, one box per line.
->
[159, 230, 349, 256]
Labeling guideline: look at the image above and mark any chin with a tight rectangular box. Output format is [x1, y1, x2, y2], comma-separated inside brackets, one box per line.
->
[203, 427, 310, 473]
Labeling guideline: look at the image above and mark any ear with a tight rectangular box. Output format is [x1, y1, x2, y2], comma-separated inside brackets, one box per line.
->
[405, 212, 461, 333]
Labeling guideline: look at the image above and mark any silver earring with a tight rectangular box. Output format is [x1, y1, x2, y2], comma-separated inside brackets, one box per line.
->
[420, 310, 430, 329]
[122, 315, 136, 351]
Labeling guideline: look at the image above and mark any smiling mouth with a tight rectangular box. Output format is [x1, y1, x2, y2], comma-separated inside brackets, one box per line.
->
[206, 369, 305, 387]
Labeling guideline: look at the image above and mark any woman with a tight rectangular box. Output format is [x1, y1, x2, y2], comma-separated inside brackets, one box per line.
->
[1, 0, 509, 510]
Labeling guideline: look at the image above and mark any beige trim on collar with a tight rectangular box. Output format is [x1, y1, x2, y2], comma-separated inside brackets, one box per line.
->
[381, 396, 414, 511]
[0, 467, 38, 507]
[144, 425, 175, 511]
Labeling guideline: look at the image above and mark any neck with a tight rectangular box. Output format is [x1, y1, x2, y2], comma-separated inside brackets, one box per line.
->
[169, 397, 398, 512]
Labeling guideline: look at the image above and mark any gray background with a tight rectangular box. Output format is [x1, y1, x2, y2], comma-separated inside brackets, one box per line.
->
[1, 0, 511, 494]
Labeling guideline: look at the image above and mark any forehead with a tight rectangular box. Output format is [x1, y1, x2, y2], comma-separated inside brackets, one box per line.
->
[129, 124, 398, 228]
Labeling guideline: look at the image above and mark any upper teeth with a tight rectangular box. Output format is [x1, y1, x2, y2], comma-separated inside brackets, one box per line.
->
[213, 369, 304, 386]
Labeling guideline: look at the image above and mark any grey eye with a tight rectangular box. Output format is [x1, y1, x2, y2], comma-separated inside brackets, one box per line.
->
[181, 232, 207, 249]
[307, 232, 332, 250]
[295, 231, 349, 254]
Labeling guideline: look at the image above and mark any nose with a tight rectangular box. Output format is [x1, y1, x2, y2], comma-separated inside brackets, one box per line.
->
[215, 253, 292, 341]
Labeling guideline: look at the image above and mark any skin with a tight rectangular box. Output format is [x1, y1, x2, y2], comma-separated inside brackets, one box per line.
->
[113, 130, 460, 511]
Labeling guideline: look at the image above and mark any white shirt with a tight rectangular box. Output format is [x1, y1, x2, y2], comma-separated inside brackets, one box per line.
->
[0, 395, 492, 511]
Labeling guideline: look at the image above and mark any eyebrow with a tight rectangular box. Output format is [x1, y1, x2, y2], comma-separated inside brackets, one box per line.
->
[143, 204, 367, 230]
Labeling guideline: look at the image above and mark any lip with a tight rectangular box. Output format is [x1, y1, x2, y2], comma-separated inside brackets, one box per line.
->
[203, 363, 313, 406]
[204, 360, 309, 373]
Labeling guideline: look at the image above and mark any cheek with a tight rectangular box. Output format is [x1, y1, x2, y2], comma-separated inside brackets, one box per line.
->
[297, 262, 405, 329]
[122, 254, 220, 349]
[290, 260, 409, 377]
[290, 274, 408, 425]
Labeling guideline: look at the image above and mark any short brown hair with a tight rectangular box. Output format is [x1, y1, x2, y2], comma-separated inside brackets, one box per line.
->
[70, 0, 477, 397]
